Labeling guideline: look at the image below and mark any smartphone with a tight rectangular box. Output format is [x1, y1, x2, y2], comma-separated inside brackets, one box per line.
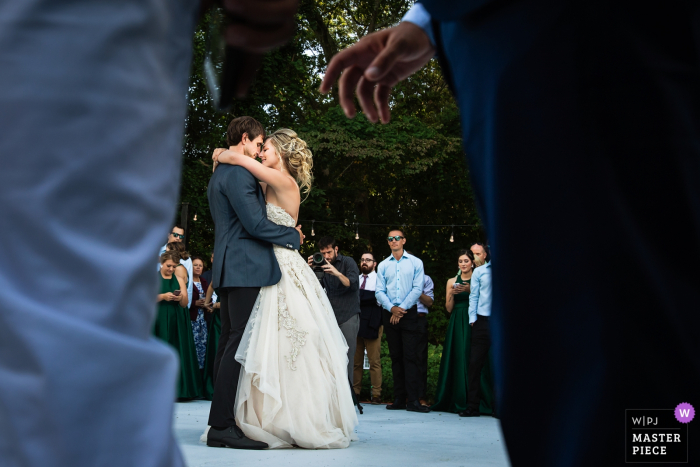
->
[173, 290, 181, 296]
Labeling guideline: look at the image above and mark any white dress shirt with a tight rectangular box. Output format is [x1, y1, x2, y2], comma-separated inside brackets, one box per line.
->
[359, 270, 378, 292]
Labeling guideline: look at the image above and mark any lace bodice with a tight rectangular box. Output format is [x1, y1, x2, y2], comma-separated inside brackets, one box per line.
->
[266, 204, 296, 228]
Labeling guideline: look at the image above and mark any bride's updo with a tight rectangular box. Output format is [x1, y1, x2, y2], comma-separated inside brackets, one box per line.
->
[267, 128, 313, 196]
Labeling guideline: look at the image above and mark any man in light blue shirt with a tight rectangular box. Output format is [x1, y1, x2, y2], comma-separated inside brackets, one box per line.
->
[468, 260, 492, 324]
[462, 248, 492, 418]
[375, 229, 428, 413]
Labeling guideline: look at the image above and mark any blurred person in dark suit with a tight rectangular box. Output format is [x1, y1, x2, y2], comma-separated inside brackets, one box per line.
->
[321, 1, 700, 464]
[0, 0, 300, 465]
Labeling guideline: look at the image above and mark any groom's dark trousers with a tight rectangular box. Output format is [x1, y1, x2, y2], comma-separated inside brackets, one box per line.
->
[209, 287, 260, 428]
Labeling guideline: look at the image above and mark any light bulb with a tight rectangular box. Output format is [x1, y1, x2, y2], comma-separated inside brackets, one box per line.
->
[193, 214, 197, 221]
[450, 234, 454, 242]
[355, 232, 359, 240]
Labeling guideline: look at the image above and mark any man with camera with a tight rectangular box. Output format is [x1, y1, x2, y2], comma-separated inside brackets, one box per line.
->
[307, 236, 360, 384]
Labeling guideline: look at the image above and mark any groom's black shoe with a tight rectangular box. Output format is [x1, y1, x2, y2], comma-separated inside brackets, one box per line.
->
[406, 400, 430, 413]
[386, 399, 407, 410]
[207, 426, 268, 450]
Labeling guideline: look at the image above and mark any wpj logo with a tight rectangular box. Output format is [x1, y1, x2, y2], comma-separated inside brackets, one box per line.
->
[625, 406, 691, 463]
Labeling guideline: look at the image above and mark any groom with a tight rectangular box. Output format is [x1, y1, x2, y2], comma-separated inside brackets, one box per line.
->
[207, 116, 303, 449]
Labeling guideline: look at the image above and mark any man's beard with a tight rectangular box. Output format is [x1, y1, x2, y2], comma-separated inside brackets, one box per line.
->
[360, 264, 373, 274]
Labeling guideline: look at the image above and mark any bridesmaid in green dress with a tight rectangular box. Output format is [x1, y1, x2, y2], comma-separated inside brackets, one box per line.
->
[202, 282, 221, 400]
[432, 249, 495, 414]
[154, 251, 202, 399]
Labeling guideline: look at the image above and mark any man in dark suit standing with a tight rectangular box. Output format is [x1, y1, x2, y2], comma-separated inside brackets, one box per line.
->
[206, 116, 303, 450]
[321, 2, 700, 465]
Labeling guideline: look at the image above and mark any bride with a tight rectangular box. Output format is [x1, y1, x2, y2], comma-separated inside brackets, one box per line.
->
[204, 128, 358, 449]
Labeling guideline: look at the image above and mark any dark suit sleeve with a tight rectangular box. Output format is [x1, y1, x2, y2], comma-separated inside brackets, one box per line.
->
[224, 167, 300, 250]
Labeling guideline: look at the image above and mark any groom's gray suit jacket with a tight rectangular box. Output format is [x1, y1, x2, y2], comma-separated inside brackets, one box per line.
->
[208, 164, 300, 289]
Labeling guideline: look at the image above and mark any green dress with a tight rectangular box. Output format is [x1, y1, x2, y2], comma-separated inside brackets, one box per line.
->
[202, 307, 221, 400]
[153, 272, 202, 399]
[431, 274, 495, 414]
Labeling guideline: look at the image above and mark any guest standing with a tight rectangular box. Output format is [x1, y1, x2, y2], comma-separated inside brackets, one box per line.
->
[307, 236, 361, 385]
[460, 251, 494, 417]
[166, 242, 192, 307]
[190, 256, 209, 375]
[376, 229, 428, 413]
[432, 250, 495, 414]
[353, 252, 383, 404]
[159, 225, 193, 308]
[154, 251, 202, 400]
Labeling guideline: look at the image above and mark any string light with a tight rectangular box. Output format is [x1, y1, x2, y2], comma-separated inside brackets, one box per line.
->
[299, 219, 479, 244]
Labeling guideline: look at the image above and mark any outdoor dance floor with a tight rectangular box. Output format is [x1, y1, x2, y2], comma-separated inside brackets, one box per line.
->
[174, 400, 511, 467]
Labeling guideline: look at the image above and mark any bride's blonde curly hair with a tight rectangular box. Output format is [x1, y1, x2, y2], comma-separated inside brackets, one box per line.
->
[267, 128, 313, 198]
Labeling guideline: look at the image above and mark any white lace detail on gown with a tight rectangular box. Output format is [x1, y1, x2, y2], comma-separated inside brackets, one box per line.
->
[228, 203, 358, 449]
[277, 290, 308, 370]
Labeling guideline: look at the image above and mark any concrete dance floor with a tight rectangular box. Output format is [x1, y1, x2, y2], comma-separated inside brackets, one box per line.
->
[174, 400, 511, 467]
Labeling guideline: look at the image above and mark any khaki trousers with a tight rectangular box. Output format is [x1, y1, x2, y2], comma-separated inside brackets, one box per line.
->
[353, 325, 383, 397]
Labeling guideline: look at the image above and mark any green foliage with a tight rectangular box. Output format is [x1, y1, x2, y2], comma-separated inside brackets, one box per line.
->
[178, 1, 487, 348]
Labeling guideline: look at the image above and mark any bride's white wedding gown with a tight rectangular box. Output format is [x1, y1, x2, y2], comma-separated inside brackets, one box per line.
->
[203, 203, 358, 449]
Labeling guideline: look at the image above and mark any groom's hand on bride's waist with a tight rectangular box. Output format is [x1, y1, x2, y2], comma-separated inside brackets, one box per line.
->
[295, 225, 305, 246]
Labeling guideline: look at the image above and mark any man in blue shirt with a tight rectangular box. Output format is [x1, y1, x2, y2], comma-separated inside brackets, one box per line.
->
[375, 229, 428, 413]
[461, 247, 492, 418]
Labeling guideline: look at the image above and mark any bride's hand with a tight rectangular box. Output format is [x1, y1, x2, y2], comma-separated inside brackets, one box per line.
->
[212, 148, 226, 172]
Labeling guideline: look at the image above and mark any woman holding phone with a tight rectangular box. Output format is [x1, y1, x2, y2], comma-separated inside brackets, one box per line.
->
[155, 250, 202, 400]
[432, 249, 494, 414]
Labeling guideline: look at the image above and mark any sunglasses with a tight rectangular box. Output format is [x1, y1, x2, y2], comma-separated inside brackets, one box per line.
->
[171, 232, 185, 239]
[387, 236, 404, 242]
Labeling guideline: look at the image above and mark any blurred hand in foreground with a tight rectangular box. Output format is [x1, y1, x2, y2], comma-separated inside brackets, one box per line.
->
[319, 22, 435, 124]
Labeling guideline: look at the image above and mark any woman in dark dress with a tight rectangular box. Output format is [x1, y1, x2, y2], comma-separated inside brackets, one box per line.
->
[154, 251, 202, 399]
[432, 249, 495, 414]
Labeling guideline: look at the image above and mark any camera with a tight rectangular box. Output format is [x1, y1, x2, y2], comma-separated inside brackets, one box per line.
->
[311, 252, 326, 280]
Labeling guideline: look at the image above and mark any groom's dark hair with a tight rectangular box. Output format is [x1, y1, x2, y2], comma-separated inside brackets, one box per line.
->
[226, 116, 265, 146]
